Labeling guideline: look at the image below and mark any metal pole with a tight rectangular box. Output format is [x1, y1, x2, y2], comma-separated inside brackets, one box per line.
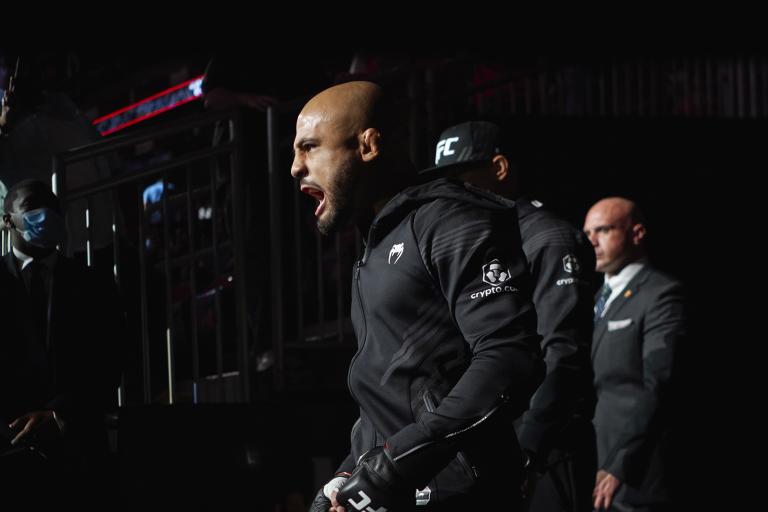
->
[209, 155, 225, 401]
[86, 197, 93, 267]
[111, 190, 125, 406]
[136, 184, 152, 404]
[185, 167, 201, 404]
[52, 156, 69, 257]
[229, 113, 250, 402]
[160, 174, 176, 404]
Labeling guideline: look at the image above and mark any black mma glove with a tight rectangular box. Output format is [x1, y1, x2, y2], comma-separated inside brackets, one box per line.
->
[308, 473, 350, 512]
[335, 446, 415, 511]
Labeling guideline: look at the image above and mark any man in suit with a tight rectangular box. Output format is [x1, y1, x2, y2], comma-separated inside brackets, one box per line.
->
[421, 121, 598, 512]
[583, 197, 685, 512]
[0, 179, 123, 507]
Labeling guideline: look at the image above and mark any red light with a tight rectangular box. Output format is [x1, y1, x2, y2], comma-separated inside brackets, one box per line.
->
[93, 75, 204, 135]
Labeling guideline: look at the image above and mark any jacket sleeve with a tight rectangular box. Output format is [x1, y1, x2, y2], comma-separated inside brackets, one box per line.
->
[334, 452, 356, 476]
[334, 416, 361, 475]
[517, 231, 597, 460]
[385, 202, 543, 465]
[602, 280, 685, 483]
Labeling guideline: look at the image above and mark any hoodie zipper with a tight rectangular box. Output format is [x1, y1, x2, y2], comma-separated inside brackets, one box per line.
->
[347, 224, 377, 408]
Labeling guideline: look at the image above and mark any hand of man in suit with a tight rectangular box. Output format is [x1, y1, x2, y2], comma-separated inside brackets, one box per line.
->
[8, 410, 60, 446]
[593, 469, 621, 510]
[520, 449, 539, 502]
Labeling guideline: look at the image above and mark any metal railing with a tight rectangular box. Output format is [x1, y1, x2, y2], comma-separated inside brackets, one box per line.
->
[53, 108, 250, 405]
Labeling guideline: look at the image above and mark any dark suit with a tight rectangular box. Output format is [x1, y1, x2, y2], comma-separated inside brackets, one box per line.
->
[0, 251, 123, 507]
[592, 265, 685, 511]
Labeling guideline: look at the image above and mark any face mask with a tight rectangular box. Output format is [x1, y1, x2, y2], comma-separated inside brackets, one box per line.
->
[14, 207, 66, 248]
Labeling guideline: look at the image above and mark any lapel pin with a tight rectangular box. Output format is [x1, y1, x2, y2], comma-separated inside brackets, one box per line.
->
[624, 289, 633, 298]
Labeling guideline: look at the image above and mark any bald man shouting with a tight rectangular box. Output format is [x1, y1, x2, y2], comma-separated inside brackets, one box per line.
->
[583, 198, 686, 512]
[294, 82, 544, 511]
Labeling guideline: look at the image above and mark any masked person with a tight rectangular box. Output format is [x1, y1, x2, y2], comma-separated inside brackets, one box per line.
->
[0, 180, 123, 509]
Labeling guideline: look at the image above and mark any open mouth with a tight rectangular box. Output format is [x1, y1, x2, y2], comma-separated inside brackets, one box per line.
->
[300, 185, 326, 217]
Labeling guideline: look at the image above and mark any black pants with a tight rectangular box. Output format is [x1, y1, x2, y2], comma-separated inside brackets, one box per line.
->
[422, 485, 524, 511]
[524, 420, 597, 512]
[421, 464, 525, 512]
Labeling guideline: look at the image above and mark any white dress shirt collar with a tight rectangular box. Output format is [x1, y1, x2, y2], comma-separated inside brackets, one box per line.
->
[13, 246, 58, 273]
[601, 260, 646, 316]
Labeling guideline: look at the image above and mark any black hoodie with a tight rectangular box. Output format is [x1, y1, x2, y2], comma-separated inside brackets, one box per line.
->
[337, 178, 544, 503]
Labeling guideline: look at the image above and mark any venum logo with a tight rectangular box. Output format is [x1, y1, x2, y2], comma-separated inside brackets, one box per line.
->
[388, 243, 404, 264]
[563, 254, 580, 274]
[483, 259, 511, 285]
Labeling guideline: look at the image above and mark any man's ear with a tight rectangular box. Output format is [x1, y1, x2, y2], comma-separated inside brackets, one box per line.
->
[2, 213, 13, 230]
[491, 154, 509, 183]
[360, 128, 381, 163]
[631, 223, 646, 245]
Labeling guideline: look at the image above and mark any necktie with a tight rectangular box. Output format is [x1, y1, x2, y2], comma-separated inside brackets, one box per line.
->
[594, 282, 612, 323]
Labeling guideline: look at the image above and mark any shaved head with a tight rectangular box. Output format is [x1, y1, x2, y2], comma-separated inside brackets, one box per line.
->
[583, 197, 647, 276]
[300, 81, 382, 137]
[291, 81, 412, 235]
[590, 197, 644, 226]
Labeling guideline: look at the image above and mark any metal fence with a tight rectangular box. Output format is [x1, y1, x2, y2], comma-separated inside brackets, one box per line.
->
[51, 108, 250, 405]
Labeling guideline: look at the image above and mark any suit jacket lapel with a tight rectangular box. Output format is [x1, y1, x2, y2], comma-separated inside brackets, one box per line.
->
[4, 252, 36, 341]
[591, 266, 652, 358]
